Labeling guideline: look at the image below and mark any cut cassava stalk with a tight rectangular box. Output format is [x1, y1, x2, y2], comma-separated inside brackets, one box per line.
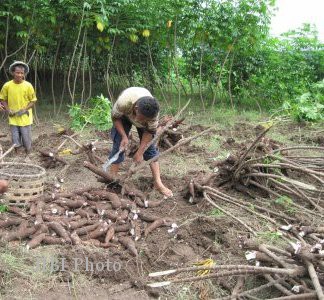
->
[204, 192, 257, 236]
[126, 126, 216, 178]
[304, 259, 324, 300]
[83, 160, 120, 183]
[215, 277, 288, 300]
[264, 274, 293, 296]
[148, 268, 304, 287]
[148, 264, 305, 278]
[231, 275, 245, 298]
[205, 188, 277, 225]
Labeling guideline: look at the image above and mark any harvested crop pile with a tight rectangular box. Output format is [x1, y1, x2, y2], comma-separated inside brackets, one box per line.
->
[0, 187, 175, 255]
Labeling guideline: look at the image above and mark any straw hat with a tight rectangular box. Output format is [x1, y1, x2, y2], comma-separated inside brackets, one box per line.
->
[9, 61, 29, 74]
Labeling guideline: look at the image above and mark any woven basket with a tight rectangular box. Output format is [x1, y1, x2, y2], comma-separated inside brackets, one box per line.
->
[0, 162, 46, 206]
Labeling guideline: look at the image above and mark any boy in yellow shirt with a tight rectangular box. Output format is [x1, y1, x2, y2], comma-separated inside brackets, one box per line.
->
[0, 61, 37, 154]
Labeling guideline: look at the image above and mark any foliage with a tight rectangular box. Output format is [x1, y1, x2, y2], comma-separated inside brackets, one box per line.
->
[236, 24, 324, 108]
[274, 195, 296, 214]
[0, 204, 8, 213]
[281, 79, 324, 122]
[0, 0, 322, 110]
[68, 94, 112, 131]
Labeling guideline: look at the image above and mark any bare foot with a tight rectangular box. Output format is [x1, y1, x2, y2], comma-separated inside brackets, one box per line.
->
[154, 182, 173, 198]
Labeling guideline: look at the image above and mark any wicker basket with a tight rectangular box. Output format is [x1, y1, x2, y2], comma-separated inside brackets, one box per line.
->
[0, 162, 46, 206]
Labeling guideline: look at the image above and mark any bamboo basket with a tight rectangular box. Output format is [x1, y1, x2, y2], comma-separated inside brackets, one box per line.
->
[0, 162, 46, 206]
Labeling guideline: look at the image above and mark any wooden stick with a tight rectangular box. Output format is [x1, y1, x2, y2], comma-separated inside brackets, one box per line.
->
[0, 144, 16, 161]
[83, 161, 120, 183]
[57, 133, 78, 151]
[215, 277, 287, 300]
[264, 274, 293, 296]
[62, 134, 83, 148]
[204, 192, 257, 236]
[304, 259, 324, 300]
[127, 126, 215, 178]
[231, 275, 245, 298]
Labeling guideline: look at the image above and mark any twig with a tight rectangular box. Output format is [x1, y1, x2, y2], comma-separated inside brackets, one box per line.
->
[57, 133, 78, 151]
[233, 127, 271, 179]
[0, 144, 16, 161]
[83, 161, 119, 184]
[127, 126, 215, 178]
[204, 192, 257, 236]
[62, 134, 83, 148]
[206, 189, 277, 224]
[264, 274, 293, 296]
[304, 259, 324, 300]
[215, 277, 287, 300]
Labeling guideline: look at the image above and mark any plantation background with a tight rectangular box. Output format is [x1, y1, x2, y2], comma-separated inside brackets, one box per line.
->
[0, 0, 323, 119]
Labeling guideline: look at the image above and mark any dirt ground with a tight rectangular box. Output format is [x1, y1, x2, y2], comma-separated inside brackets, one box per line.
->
[0, 111, 323, 299]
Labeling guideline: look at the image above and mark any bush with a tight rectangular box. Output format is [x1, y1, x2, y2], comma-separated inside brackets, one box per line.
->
[68, 95, 113, 131]
[281, 79, 324, 122]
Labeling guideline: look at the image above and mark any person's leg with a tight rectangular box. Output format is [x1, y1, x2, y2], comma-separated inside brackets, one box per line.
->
[137, 128, 173, 198]
[108, 117, 132, 175]
[20, 125, 32, 154]
[10, 125, 23, 153]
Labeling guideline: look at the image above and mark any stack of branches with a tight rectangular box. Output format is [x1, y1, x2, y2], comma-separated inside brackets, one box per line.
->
[217, 128, 323, 213]
[147, 234, 324, 299]
[0, 187, 175, 256]
[176, 127, 324, 299]
[187, 128, 324, 226]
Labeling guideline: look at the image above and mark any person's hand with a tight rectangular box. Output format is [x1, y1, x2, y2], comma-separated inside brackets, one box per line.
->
[133, 151, 143, 164]
[7, 109, 16, 116]
[16, 109, 28, 116]
[120, 136, 129, 150]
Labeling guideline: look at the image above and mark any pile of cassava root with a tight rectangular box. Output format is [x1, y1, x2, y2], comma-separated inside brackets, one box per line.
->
[0, 187, 175, 256]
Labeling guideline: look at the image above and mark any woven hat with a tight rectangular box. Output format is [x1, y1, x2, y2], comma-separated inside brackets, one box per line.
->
[9, 61, 29, 74]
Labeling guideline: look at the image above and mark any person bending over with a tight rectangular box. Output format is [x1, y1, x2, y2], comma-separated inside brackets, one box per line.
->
[108, 87, 173, 198]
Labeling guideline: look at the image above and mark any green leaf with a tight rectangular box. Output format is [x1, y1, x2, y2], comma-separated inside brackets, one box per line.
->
[0, 205, 8, 213]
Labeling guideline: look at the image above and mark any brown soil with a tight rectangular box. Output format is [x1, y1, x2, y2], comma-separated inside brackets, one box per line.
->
[0, 116, 322, 299]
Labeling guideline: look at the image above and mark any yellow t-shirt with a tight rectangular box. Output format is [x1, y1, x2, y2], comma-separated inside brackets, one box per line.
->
[0, 80, 37, 126]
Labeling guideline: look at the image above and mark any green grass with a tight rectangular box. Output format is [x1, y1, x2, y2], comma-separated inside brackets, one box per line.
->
[209, 208, 225, 218]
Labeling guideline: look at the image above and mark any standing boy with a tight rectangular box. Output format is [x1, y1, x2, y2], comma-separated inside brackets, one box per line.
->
[0, 61, 37, 154]
[108, 87, 173, 198]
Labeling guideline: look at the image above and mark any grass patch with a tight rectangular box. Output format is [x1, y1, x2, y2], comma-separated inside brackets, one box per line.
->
[209, 208, 225, 218]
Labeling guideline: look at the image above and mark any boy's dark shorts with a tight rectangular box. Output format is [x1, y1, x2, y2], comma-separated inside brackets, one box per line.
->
[108, 117, 159, 164]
